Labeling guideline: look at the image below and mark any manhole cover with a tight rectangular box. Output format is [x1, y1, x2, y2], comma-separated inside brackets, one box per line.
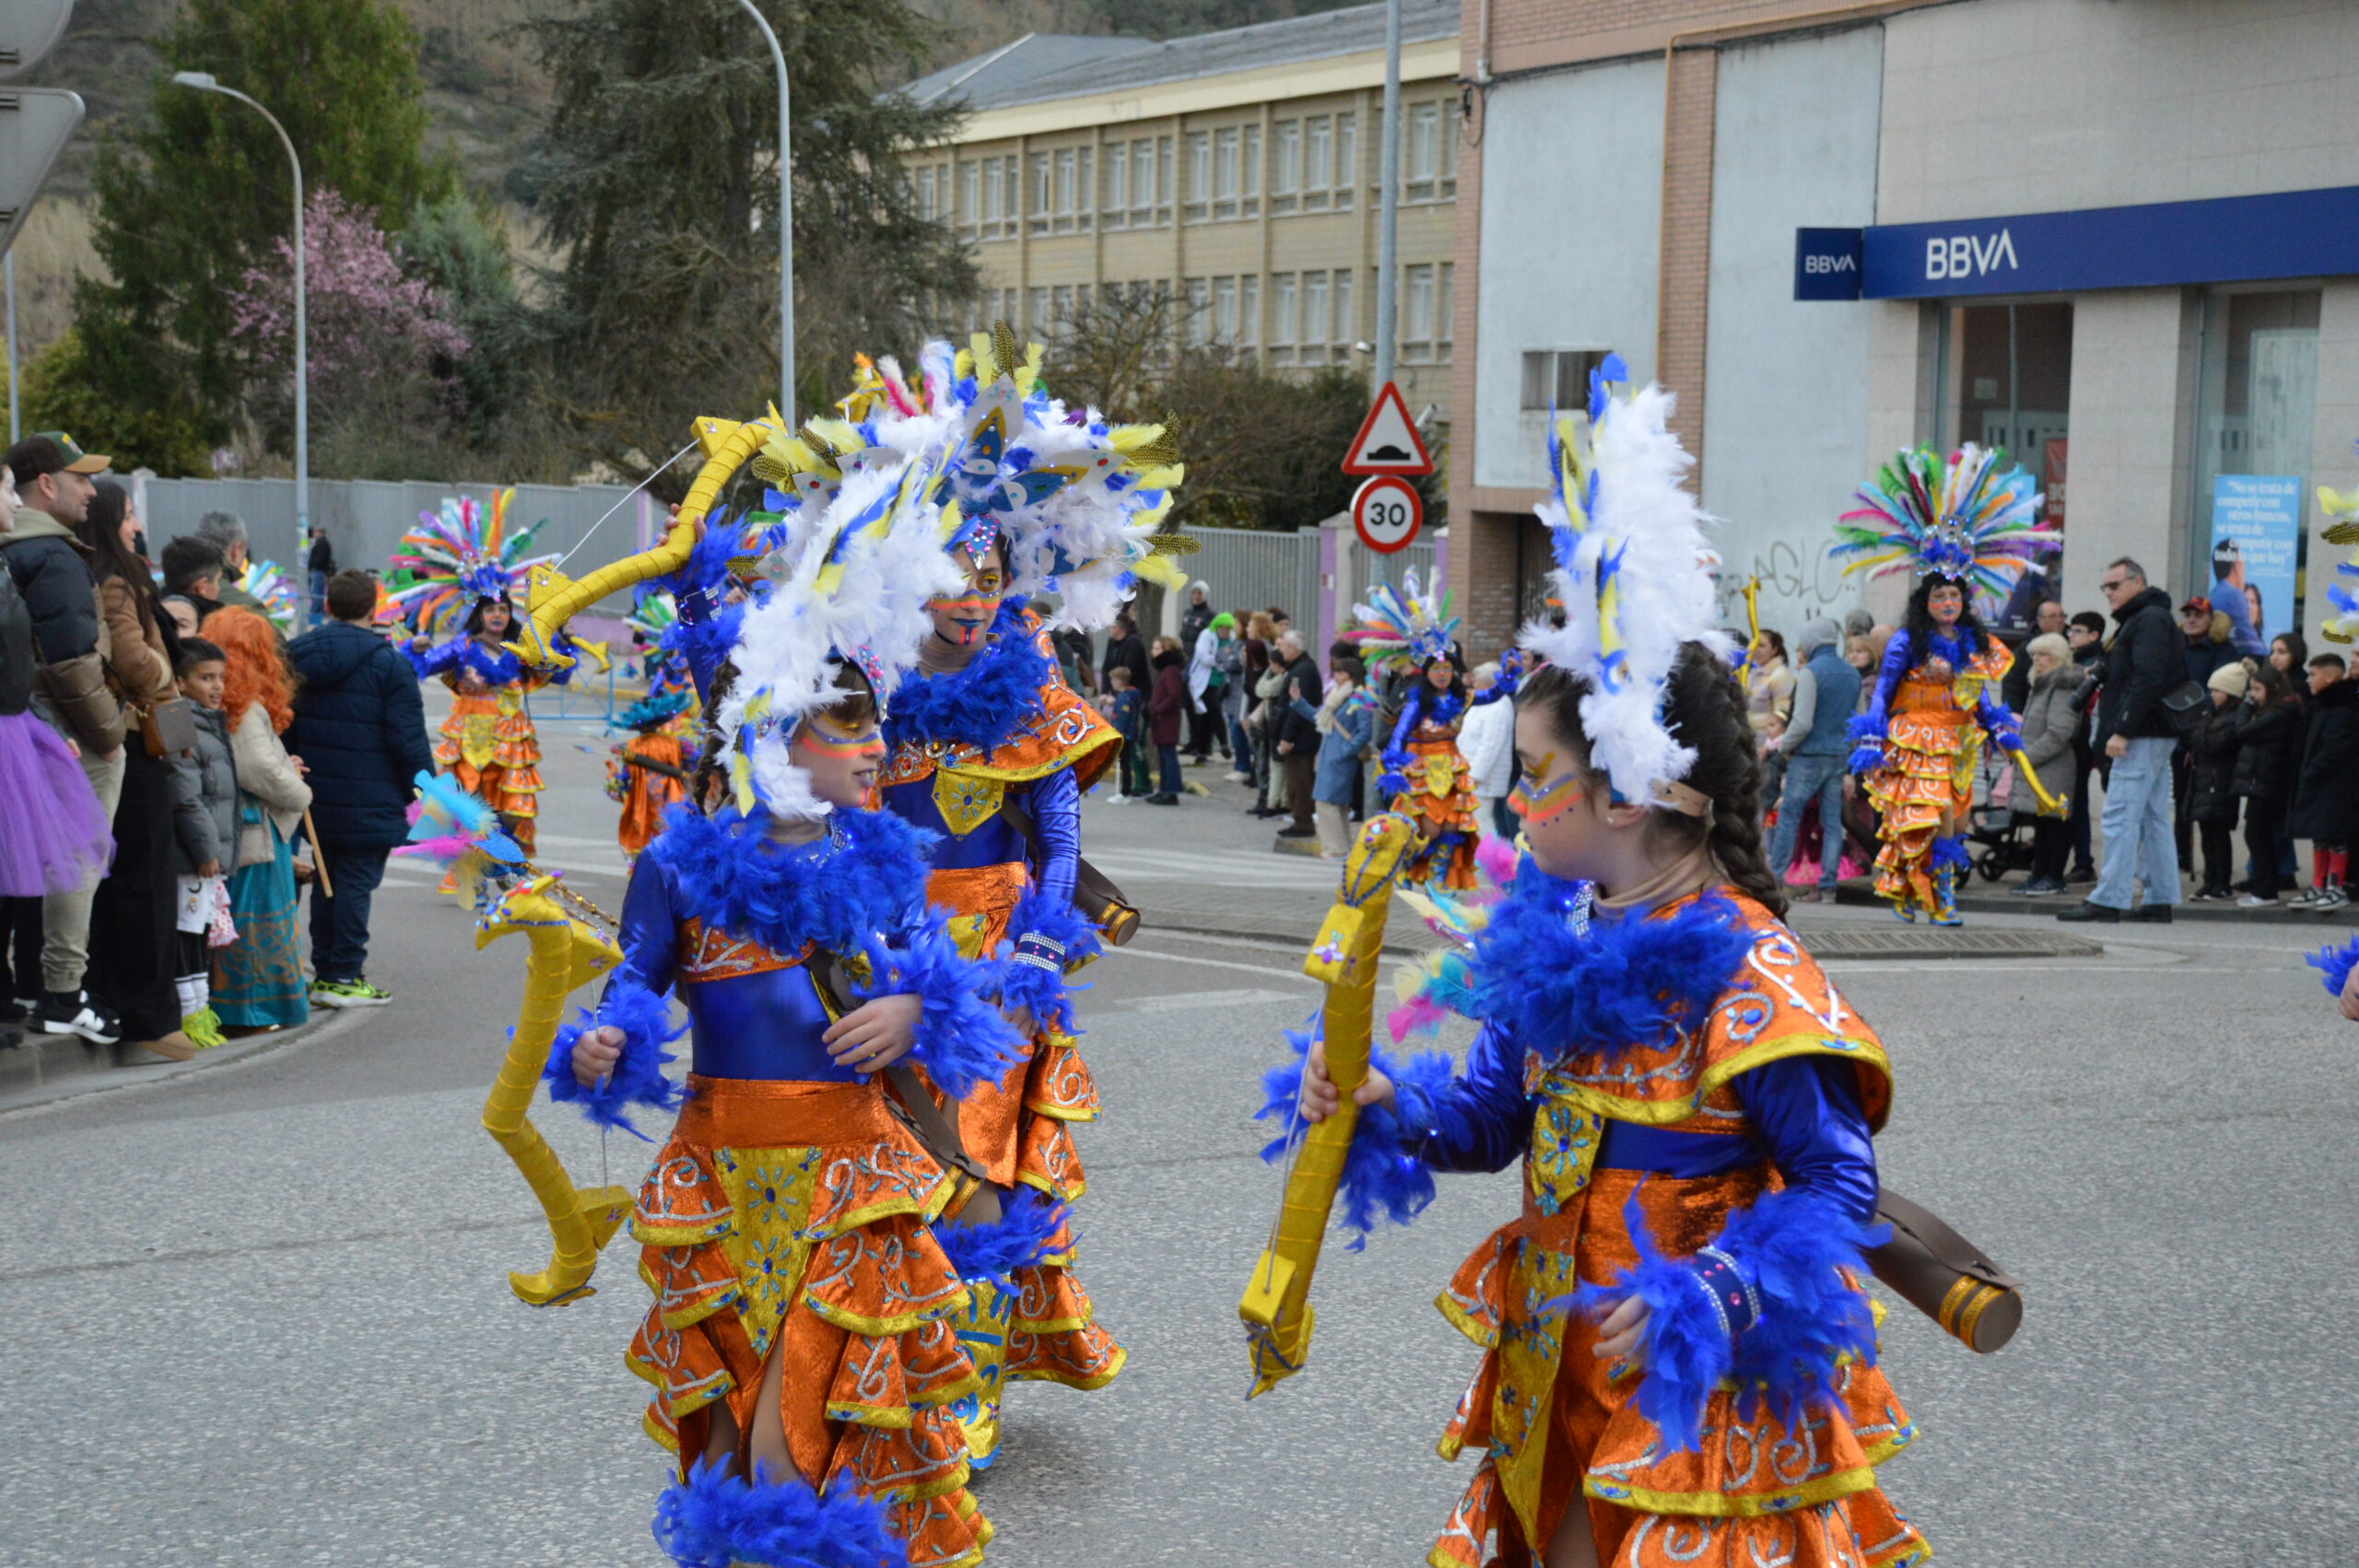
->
[1804, 928, 2104, 960]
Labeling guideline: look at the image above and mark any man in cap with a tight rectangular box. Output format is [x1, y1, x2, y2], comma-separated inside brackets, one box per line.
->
[0, 433, 132, 1048]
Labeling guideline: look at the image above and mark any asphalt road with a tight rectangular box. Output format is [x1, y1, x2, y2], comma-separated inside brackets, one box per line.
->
[2, 703, 2354, 1566]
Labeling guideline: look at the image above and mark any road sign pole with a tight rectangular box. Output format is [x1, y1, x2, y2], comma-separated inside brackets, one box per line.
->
[1373, 0, 1402, 391]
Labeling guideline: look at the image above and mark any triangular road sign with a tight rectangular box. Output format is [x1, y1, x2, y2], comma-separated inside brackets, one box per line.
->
[1342, 381, 1433, 477]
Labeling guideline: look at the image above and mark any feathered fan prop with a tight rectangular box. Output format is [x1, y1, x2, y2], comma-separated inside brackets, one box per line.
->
[1346, 568, 1458, 672]
[2317, 453, 2359, 644]
[238, 558, 301, 634]
[1833, 443, 2055, 598]
[384, 490, 558, 633]
[1520, 354, 1729, 810]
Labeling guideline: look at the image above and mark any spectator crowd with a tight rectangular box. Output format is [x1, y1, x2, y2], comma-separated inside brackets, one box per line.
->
[0, 433, 428, 1066]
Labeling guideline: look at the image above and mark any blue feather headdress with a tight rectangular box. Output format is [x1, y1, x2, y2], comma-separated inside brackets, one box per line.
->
[1520, 354, 1730, 810]
[383, 489, 557, 631]
[1347, 568, 1457, 672]
[1833, 442, 2055, 597]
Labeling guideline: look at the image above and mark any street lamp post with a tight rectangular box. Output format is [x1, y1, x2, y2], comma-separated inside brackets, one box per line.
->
[170, 71, 306, 566]
[1372, 0, 1402, 391]
[731, 0, 794, 426]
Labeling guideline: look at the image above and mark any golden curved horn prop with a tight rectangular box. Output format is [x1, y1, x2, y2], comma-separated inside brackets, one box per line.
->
[508, 414, 781, 672]
[2006, 748, 2064, 815]
[1240, 812, 1417, 1398]
[475, 874, 631, 1306]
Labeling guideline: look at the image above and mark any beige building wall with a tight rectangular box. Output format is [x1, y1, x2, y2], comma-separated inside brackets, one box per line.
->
[906, 38, 1461, 404]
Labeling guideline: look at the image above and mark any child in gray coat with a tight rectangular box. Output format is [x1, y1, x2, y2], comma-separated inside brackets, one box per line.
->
[170, 638, 240, 1047]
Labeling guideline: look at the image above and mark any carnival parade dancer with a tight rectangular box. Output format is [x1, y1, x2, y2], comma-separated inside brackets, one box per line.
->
[408, 591, 569, 860]
[1274, 357, 1928, 1568]
[1837, 444, 2056, 924]
[605, 687, 697, 860]
[546, 412, 1041, 1567]
[1354, 572, 1513, 889]
[859, 328, 1185, 1465]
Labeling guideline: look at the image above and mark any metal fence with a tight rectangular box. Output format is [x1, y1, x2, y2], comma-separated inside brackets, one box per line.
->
[135, 475, 661, 613]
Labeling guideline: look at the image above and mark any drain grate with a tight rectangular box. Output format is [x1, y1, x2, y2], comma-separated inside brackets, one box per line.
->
[1803, 928, 2104, 960]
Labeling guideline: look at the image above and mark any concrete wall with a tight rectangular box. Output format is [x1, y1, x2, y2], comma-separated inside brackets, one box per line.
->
[1879, 0, 2359, 222]
[1472, 56, 1664, 492]
[2306, 280, 2359, 652]
[1696, 26, 1882, 637]
[2057, 289, 2201, 607]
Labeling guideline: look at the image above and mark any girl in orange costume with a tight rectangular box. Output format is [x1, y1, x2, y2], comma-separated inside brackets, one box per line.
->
[408, 593, 558, 855]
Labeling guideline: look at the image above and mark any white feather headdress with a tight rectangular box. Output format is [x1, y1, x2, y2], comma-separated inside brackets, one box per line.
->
[1520, 354, 1729, 809]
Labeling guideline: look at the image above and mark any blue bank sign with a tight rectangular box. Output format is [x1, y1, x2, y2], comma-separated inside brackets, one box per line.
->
[1794, 183, 2359, 300]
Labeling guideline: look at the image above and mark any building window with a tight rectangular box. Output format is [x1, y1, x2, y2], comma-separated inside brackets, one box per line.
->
[1028, 154, 1051, 234]
[1054, 148, 1076, 232]
[1333, 268, 1354, 351]
[1025, 287, 1048, 335]
[1336, 112, 1356, 208]
[1304, 117, 1332, 210]
[1104, 142, 1128, 228]
[1402, 263, 1435, 361]
[1214, 128, 1239, 220]
[960, 161, 981, 236]
[1184, 276, 1210, 345]
[1303, 271, 1330, 360]
[1404, 103, 1438, 202]
[1271, 273, 1297, 364]
[1238, 274, 1260, 348]
[1521, 349, 1616, 412]
[1184, 131, 1211, 221]
[1272, 120, 1301, 215]
[981, 159, 1003, 238]
[1158, 136, 1175, 226]
[1214, 275, 1238, 342]
[1438, 261, 1454, 361]
[1441, 99, 1460, 198]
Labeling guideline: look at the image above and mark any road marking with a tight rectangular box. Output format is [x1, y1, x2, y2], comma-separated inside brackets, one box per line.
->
[1111, 987, 1305, 1013]
[1098, 945, 1318, 983]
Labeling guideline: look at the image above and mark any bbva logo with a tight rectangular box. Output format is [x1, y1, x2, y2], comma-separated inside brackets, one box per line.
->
[1924, 229, 2019, 280]
[1803, 252, 1857, 275]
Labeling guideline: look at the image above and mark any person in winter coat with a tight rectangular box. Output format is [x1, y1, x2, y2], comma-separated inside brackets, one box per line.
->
[2185, 663, 2249, 901]
[2289, 653, 2359, 907]
[305, 528, 335, 621]
[2008, 633, 2090, 895]
[1458, 660, 1517, 844]
[2063, 559, 2183, 923]
[1184, 595, 1225, 764]
[1743, 629, 1795, 735]
[1767, 617, 1863, 903]
[2230, 661, 2303, 907]
[167, 641, 239, 1048]
[1311, 651, 1376, 857]
[206, 608, 311, 1031]
[2065, 609, 2107, 883]
[2177, 597, 2235, 685]
[1144, 637, 1187, 804]
[1269, 630, 1325, 840]
[1100, 611, 1148, 697]
[282, 571, 434, 1007]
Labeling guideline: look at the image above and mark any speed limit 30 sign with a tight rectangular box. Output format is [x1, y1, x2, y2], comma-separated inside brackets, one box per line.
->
[1351, 474, 1423, 554]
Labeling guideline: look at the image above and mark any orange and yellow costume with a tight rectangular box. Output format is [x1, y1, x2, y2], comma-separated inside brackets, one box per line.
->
[412, 637, 553, 853]
[1851, 629, 2016, 919]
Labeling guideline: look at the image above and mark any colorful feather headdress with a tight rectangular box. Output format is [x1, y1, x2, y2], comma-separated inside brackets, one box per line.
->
[1833, 443, 2055, 597]
[237, 558, 300, 634]
[1347, 568, 1458, 671]
[792, 325, 1189, 634]
[1520, 353, 1729, 811]
[2318, 459, 2359, 644]
[384, 490, 557, 629]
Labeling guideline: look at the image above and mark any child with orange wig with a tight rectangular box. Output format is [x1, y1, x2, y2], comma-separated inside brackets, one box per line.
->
[205, 607, 314, 1030]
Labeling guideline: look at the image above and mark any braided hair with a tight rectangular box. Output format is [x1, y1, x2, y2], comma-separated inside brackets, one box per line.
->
[1518, 645, 1788, 918]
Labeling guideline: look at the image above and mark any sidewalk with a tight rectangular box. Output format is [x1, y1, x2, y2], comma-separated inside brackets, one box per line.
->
[0, 1007, 344, 1117]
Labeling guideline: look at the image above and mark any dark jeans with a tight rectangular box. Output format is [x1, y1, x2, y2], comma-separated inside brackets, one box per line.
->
[2197, 819, 2235, 893]
[1156, 743, 1183, 799]
[2244, 797, 2285, 898]
[1186, 699, 1219, 759]
[1284, 750, 1317, 833]
[1120, 722, 1151, 795]
[2031, 815, 2071, 883]
[308, 843, 392, 982]
[1226, 701, 1254, 775]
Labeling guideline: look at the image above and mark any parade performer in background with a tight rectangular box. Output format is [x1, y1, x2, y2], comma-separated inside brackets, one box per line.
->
[1353, 572, 1513, 890]
[1836, 444, 2056, 924]
[1277, 358, 1926, 1568]
[863, 327, 1185, 1466]
[382, 490, 556, 638]
[234, 557, 301, 635]
[408, 591, 566, 860]
[542, 407, 1035, 1568]
[604, 687, 696, 860]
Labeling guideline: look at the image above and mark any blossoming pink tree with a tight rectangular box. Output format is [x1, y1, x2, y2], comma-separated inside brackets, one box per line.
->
[229, 187, 471, 444]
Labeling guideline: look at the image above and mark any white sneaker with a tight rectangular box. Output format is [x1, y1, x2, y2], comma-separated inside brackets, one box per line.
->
[2236, 893, 2275, 908]
[2293, 886, 2322, 906]
[1107, 793, 1132, 805]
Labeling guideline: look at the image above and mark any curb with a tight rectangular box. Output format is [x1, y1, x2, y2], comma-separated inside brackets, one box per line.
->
[1834, 880, 2359, 926]
[0, 1005, 363, 1120]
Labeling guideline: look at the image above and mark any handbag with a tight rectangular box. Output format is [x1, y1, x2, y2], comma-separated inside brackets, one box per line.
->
[140, 695, 198, 758]
[2157, 678, 2210, 737]
[997, 789, 1140, 946]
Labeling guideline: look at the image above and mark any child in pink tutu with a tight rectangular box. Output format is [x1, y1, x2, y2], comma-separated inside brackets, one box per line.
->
[0, 470, 113, 899]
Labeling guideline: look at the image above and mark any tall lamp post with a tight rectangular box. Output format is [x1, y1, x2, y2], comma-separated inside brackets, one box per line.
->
[170, 71, 306, 563]
[732, 0, 794, 425]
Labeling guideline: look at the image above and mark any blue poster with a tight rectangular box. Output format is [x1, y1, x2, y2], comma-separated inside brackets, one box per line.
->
[2210, 474, 2302, 646]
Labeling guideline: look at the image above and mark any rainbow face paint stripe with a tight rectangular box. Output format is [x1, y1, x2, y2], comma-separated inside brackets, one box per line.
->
[796, 727, 886, 762]
[1509, 753, 1585, 825]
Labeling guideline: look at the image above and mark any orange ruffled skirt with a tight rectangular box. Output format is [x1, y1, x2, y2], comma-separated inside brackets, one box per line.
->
[613, 731, 688, 857]
[1395, 732, 1478, 890]
[436, 689, 543, 851]
[1862, 678, 1979, 912]
[629, 1076, 992, 1568]
[1429, 1167, 1926, 1568]
[924, 861, 1125, 1391]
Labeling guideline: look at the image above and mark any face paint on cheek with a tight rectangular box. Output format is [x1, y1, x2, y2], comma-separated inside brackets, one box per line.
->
[1509, 756, 1585, 825]
[798, 730, 886, 762]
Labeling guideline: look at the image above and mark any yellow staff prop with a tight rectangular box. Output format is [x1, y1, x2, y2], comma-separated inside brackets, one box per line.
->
[508, 413, 782, 672]
[1737, 576, 1762, 693]
[475, 873, 631, 1306]
[2006, 748, 2063, 814]
[1240, 812, 1416, 1398]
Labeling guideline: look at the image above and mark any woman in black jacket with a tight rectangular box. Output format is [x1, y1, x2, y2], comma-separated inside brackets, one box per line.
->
[2232, 662, 2303, 907]
[2287, 657, 2359, 906]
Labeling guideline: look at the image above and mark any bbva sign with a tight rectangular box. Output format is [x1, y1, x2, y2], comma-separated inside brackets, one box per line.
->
[1924, 229, 2019, 281]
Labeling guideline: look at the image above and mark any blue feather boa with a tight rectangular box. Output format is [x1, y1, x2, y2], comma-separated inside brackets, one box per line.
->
[651, 1459, 899, 1568]
[643, 805, 1024, 1100]
[992, 884, 1101, 1033]
[544, 978, 688, 1140]
[1567, 1187, 1884, 1453]
[1465, 877, 1755, 1068]
[933, 1187, 1071, 1280]
[884, 599, 1054, 755]
[2307, 933, 2359, 997]
[1255, 1013, 1455, 1249]
[1929, 835, 1971, 872]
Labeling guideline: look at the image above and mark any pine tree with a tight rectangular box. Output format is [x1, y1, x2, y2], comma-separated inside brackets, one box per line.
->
[522, 0, 977, 477]
[66, 0, 453, 473]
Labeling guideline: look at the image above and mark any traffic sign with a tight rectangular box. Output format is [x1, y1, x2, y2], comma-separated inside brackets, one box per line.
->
[0, 88, 83, 257]
[0, 1, 76, 81]
[1351, 474, 1422, 554]
[1342, 380, 1433, 477]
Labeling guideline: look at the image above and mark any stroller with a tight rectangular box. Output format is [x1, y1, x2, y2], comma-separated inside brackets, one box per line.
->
[1964, 752, 2037, 887]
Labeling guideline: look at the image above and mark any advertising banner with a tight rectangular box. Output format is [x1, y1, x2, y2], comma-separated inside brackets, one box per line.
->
[2210, 474, 2303, 645]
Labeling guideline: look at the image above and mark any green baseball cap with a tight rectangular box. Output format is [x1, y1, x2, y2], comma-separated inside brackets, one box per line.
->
[6, 430, 111, 482]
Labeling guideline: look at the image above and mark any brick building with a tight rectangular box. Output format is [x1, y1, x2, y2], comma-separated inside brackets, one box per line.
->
[1448, 0, 2359, 659]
